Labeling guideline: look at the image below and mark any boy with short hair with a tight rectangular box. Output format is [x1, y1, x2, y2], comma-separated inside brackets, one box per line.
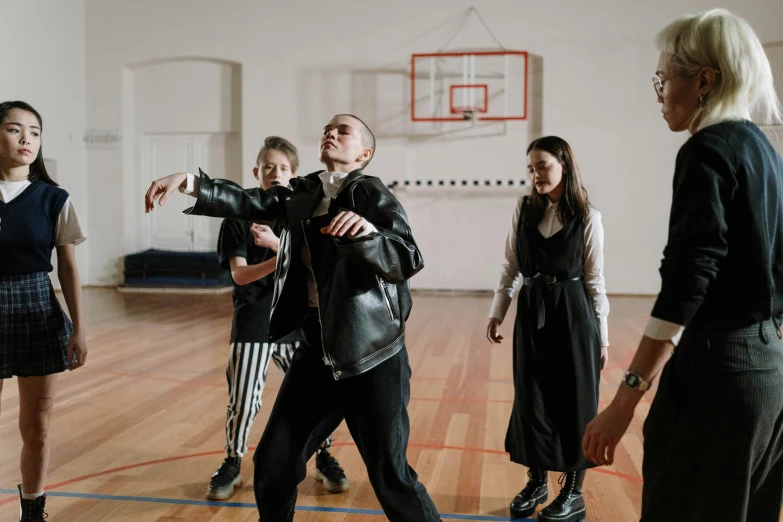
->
[207, 136, 348, 501]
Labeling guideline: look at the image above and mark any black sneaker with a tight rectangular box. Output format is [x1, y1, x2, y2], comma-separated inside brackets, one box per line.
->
[315, 448, 349, 493]
[18, 485, 47, 522]
[207, 457, 243, 500]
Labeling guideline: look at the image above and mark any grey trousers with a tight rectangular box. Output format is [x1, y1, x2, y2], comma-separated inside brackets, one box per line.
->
[641, 319, 783, 521]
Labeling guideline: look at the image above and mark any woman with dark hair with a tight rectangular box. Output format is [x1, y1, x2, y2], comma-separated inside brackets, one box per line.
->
[487, 136, 609, 522]
[583, 9, 783, 522]
[0, 100, 87, 522]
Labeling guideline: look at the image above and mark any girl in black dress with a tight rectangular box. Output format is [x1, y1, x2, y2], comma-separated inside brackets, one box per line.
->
[487, 136, 609, 522]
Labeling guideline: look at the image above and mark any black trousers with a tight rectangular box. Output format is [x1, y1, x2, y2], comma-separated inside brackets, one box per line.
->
[252, 310, 441, 522]
[641, 319, 783, 521]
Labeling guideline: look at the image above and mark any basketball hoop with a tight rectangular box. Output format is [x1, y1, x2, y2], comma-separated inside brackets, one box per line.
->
[457, 109, 476, 121]
[410, 50, 529, 123]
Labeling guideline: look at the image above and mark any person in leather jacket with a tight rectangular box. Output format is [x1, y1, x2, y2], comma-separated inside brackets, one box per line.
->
[144, 114, 442, 522]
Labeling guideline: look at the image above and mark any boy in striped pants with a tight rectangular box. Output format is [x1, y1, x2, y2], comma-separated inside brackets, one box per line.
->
[207, 136, 348, 500]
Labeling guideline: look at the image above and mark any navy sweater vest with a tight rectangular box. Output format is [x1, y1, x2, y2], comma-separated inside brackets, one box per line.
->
[0, 182, 68, 276]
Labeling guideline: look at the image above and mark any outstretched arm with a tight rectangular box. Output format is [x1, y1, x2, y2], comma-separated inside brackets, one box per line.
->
[144, 171, 189, 212]
[145, 170, 287, 222]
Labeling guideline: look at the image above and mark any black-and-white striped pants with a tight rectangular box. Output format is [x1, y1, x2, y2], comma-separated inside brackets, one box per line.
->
[225, 341, 299, 457]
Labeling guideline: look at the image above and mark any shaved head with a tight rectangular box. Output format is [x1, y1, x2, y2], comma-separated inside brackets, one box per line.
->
[335, 114, 375, 168]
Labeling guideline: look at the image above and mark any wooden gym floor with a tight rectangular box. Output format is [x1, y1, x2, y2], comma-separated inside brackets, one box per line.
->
[0, 289, 772, 521]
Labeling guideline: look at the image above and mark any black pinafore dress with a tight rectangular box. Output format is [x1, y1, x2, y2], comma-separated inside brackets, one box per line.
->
[505, 214, 601, 472]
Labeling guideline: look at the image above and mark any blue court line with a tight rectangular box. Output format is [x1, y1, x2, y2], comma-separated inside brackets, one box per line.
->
[0, 488, 531, 521]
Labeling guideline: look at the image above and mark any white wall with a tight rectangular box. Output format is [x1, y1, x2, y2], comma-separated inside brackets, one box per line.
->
[765, 42, 783, 107]
[1, 0, 87, 289]
[132, 60, 241, 134]
[123, 59, 242, 254]
[81, 0, 783, 292]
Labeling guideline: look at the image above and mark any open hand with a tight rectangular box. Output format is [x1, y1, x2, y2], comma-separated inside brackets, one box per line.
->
[321, 210, 371, 238]
[582, 402, 634, 466]
[601, 346, 609, 369]
[145, 172, 188, 213]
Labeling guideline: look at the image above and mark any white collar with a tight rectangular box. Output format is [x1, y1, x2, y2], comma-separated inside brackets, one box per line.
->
[318, 171, 349, 185]
[319, 171, 350, 198]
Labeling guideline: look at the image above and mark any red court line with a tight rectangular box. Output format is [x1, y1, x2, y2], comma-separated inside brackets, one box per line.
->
[590, 468, 642, 482]
[45, 450, 228, 490]
[0, 450, 229, 508]
[0, 440, 641, 508]
[332, 441, 642, 482]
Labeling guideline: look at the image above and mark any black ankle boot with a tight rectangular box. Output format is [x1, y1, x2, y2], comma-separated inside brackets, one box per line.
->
[18, 485, 47, 522]
[537, 470, 586, 522]
[509, 468, 548, 519]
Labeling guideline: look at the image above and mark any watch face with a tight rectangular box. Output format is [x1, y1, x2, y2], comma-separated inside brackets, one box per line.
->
[625, 373, 640, 388]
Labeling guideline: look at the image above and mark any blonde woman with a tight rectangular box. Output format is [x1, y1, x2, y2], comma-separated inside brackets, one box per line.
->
[583, 9, 783, 522]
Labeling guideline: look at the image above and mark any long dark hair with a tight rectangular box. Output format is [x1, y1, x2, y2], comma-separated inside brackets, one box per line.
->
[521, 136, 590, 225]
[0, 101, 57, 186]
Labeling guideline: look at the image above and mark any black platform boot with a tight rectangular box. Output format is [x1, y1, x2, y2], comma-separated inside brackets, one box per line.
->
[537, 470, 586, 522]
[509, 468, 548, 519]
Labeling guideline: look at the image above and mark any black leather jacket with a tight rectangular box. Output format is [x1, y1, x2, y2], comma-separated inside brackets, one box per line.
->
[186, 168, 424, 380]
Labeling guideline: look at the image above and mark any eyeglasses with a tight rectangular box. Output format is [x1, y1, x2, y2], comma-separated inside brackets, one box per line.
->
[652, 70, 720, 98]
[652, 77, 667, 98]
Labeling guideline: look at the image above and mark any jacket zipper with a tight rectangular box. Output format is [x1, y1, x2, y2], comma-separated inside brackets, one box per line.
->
[302, 222, 334, 373]
[379, 278, 394, 321]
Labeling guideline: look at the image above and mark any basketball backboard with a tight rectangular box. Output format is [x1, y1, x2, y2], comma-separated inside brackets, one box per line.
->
[411, 50, 528, 123]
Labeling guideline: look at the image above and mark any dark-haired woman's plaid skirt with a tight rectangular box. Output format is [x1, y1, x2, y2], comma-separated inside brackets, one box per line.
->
[0, 271, 74, 378]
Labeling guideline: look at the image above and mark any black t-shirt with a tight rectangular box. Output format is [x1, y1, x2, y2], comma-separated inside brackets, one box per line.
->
[217, 218, 281, 342]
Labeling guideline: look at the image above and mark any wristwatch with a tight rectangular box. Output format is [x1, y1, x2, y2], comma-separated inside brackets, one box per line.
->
[623, 371, 651, 391]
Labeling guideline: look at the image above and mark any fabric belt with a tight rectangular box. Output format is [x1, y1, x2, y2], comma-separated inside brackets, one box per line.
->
[522, 273, 581, 329]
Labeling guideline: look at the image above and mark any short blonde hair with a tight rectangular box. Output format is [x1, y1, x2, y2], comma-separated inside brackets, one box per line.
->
[656, 8, 782, 129]
[255, 136, 299, 173]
